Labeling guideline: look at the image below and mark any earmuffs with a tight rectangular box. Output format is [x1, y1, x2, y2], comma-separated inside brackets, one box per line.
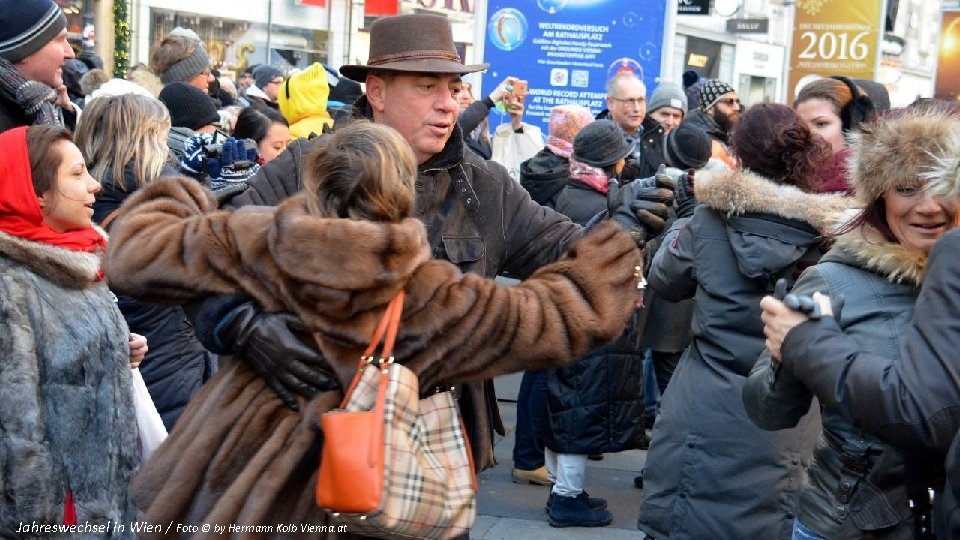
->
[830, 75, 876, 132]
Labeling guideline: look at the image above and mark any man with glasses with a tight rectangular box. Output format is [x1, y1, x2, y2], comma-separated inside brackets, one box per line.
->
[245, 64, 284, 109]
[683, 79, 740, 168]
[599, 72, 669, 179]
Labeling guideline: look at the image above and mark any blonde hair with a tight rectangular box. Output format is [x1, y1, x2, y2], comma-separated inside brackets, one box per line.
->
[302, 120, 416, 222]
[74, 94, 172, 192]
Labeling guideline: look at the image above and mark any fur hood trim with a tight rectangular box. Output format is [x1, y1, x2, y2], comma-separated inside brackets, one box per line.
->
[848, 107, 960, 203]
[695, 168, 852, 231]
[832, 223, 928, 286]
[0, 229, 105, 288]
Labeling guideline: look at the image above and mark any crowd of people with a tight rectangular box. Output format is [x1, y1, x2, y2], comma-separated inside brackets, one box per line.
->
[2, 1, 960, 539]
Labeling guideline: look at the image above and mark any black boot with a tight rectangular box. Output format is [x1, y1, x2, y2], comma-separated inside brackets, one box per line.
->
[548, 492, 613, 528]
[545, 490, 608, 513]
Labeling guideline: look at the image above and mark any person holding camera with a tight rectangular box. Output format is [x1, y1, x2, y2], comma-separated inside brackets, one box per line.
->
[491, 78, 543, 182]
[637, 103, 852, 539]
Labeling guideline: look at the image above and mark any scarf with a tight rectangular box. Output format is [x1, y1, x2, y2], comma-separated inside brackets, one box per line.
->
[0, 57, 61, 126]
[569, 156, 611, 194]
[0, 127, 107, 255]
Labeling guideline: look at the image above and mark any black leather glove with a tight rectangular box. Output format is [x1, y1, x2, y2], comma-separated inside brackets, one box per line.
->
[674, 168, 698, 219]
[224, 303, 339, 411]
[607, 164, 675, 246]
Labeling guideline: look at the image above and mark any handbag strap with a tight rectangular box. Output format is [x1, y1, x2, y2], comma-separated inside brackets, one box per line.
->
[339, 291, 405, 408]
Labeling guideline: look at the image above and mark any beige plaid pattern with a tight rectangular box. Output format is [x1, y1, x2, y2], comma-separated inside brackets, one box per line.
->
[326, 362, 476, 539]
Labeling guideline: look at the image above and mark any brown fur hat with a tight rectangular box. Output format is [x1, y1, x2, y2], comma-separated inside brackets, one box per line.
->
[846, 107, 960, 204]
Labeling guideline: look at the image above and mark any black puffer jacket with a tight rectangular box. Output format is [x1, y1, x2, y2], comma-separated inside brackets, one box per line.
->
[220, 94, 583, 472]
[519, 148, 569, 207]
[546, 176, 646, 454]
[779, 228, 960, 540]
[94, 164, 216, 430]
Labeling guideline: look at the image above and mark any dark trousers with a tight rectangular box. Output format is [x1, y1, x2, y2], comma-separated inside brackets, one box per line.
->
[512, 369, 546, 470]
[652, 349, 681, 394]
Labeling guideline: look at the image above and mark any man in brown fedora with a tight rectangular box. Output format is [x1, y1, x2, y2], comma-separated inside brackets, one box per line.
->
[186, 13, 674, 485]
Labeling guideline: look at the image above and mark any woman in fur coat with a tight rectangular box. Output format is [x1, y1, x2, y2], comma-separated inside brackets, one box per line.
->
[636, 104, 852, 540]
[102, 120, 643, 538]
[0, 125, 140, 538]
[744, 106, 960, 539]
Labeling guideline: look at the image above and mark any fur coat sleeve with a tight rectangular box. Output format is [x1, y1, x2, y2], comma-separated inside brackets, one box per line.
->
[104, 176, 642, 389]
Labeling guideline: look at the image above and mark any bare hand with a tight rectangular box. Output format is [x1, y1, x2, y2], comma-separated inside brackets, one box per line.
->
[129, 332, 148, 369]
[760, 292, 833, 361]
[54, 85, 74, 112]
[489, 76, 519, 102]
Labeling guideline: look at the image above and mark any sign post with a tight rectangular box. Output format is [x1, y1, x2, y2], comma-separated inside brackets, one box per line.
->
[787, 0, 887, 100]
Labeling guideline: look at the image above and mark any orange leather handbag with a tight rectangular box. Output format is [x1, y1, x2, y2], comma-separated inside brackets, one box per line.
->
[317, 291, 477, 539]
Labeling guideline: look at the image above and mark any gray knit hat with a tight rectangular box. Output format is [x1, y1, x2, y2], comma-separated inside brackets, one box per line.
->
[160, 42, 211, 85]
[0, 0, 67, 63]
[648, 83, 688, 116]
[253, 65, 284, 89]
[572, 119, 634, 168]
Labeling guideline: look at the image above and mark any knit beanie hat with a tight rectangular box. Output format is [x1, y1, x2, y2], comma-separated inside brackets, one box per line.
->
[572, 119, 634, 168]
[158, 82, 220, 130]
[698, 79, 737, 111]
[663, 123, 711, 170]
[545, 104, 595, 160]
[0, 0, 67, 63]
[253, 65, 284, 90]
[649, 83, 688, 116]
[160, 39, 210, 85]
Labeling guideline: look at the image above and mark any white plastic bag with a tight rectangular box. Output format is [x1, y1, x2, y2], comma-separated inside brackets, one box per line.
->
[131, 368, 167, 461]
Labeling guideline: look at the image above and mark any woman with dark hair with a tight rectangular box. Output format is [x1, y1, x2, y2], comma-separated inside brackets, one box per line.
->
[0, 125, 140, 536]
[793, 77, 889, 193]
[232, 105, 290, 164]
[744, 106, 960, 539]
[637, 103, 853, 539]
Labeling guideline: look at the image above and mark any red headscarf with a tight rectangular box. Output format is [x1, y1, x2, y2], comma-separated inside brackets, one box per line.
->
[0, 126, 106, 253]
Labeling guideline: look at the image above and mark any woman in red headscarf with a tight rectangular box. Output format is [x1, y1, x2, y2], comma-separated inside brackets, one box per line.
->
[0, 125, 141, 537]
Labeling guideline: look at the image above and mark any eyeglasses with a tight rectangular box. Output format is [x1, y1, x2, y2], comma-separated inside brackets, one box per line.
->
[611, 97, 646, 107]
[268, 78, 284, 86]
[717, 97, 741, 107]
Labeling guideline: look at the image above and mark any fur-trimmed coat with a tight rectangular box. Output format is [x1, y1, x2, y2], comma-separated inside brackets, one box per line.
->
[637, 169, 852, 540]
[101, 176, 640, 538]
[744, 224, 929, 539]
[0, 230, 139, 538]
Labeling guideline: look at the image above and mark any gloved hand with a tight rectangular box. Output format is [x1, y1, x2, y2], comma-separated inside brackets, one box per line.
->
[224, 302, 338, 411]
[180, 132, 215, 176]
[674, 168, 698, 218]
[207, 137, 260, 182]
[607, 164, 675, 246]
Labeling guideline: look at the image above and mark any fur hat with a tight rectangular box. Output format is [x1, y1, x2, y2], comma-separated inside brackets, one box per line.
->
[340, 14, 488, 80]
[698, 79, 737, 111]
[573, 119, 634, 168]
[649, 83, 688, 116]
[847, 107, 960, 204]
[0, 0, 66, 63]
[158, 82, 220, 131]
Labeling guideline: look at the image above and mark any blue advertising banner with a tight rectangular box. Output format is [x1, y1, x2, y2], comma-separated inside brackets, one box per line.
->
[481, 0, 668, 131]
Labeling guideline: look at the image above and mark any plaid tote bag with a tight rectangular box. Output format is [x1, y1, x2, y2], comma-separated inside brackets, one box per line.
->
[317, 291, 477, 539]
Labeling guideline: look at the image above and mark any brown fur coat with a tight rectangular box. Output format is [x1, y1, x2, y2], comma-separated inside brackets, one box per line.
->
[103, 177, 640, 538]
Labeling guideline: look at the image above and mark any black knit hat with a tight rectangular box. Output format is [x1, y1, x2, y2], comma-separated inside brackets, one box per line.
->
[663, 124, 711, 169]
[0, 0, 67, 63]
[572, 119, 634, 168]
[158, 82, 220, 131]
[253, 65, 283, 89]
[698, 79, 737, 111]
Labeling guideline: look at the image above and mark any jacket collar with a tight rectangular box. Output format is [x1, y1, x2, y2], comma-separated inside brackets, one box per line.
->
[0, 229, 105, 288]
[695, 168, 853, 232]
[352, 94, 465, 173]
[830, 223, 929, 286]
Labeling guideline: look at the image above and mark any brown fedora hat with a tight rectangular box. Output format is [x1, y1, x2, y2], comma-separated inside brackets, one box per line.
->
[340, 14, 488, 81]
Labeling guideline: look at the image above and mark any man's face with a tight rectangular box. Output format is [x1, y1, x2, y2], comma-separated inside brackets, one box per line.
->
[606, 77, 646, 135]
[367, 72, 462, 165]
[188, 68, 214, 93]
[238, 73, 254, 90]
[710, 91, 741, 133]
[650, 107, 683, 133]
[262, 76, 284, 102]
[16, 29, 74, 89]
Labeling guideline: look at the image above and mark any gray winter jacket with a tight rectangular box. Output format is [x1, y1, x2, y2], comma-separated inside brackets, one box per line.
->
[778, 228, 960, 539]
[744, 225, 927, 539]
[637, 169, 850, 540]
[0, 230, 139, 538]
